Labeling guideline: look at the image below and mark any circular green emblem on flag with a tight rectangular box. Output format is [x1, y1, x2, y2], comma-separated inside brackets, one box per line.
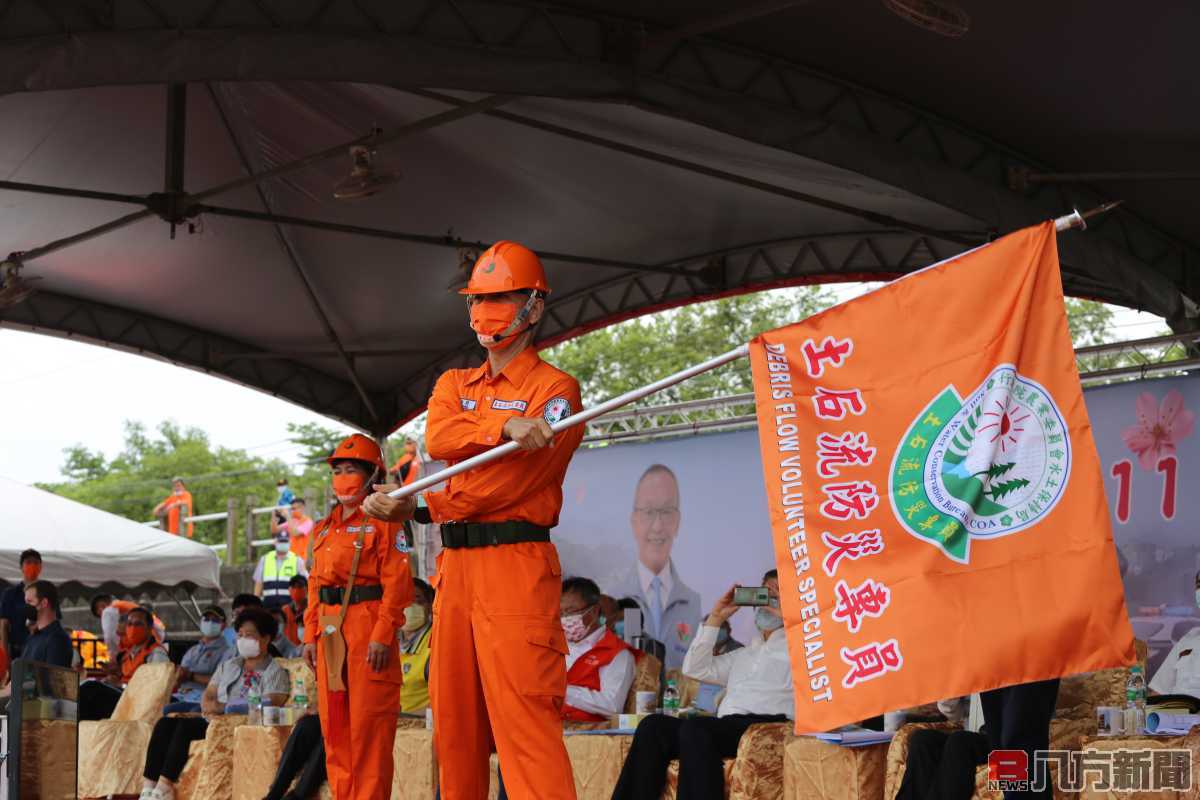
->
[888, 364, 1071, 563]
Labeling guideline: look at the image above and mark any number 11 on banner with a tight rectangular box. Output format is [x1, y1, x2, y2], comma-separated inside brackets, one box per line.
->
[1108, 455, 1178, 523]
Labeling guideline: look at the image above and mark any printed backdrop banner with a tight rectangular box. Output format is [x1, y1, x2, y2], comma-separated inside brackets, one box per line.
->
[1085, 376, 1198, 683]
[748, 222, 1135, 733]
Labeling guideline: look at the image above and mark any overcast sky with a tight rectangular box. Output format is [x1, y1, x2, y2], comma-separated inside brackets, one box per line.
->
[0, 284, 1169, 487]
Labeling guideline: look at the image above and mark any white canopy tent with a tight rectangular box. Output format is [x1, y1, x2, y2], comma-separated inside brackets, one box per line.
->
[0, 477, 221, 594]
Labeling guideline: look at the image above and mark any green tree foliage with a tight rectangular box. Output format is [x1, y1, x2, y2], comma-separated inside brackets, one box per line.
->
[1064, 298, 1116, 348]
[284, 420, 424, 489]
[544, 287, 837, 407]
[1064, 298, 1186, 374]
[41, 421, 303, 562]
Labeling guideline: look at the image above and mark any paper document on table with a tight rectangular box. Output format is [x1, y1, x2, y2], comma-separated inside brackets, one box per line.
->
[810, 729, 895, 747]
[1146, 711, 1200, 735]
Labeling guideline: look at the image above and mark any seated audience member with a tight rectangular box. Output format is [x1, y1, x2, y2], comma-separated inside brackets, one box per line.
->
[92, 594, 166, 653]
[612, 569, 792, 800]
[81, 606, 170, 720]
[22, 580, 73, 668]
[561, 577, 637, 722]
[264, 713, 326, 800]
[140, 607, 290, 800]
[165, 606, 231, 713]
[1150, 572, 1200, 699]
[224, 594, 264, 648]
[895, 696, 987, 800]
[268, 606, 302, 659]
[282, 575, 308, 649]
[400, 578, 434, 713]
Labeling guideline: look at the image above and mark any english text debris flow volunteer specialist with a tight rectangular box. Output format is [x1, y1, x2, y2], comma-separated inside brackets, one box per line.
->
[765, 342, 832, 705]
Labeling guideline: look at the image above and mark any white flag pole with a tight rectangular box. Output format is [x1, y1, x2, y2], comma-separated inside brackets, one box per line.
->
[386, 202, 1122, 503]
[387, 344, 750, 500]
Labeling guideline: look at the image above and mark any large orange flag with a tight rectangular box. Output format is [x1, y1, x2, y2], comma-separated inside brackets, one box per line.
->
[749, 222, 1134, 733]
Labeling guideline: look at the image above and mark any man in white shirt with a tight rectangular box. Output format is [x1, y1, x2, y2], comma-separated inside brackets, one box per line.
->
[1150, 574, 1200, 699]
[560, 577, 637, 722]
[612, 568, 791, 800]
[610, 464, 702, 669]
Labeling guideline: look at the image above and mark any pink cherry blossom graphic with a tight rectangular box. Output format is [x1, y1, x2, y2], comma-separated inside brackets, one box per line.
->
[1122, 389, 1195, 470]
[676, 622, 692, 642]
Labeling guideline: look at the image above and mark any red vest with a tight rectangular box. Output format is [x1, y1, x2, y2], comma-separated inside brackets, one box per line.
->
[562, 629, 639, 722]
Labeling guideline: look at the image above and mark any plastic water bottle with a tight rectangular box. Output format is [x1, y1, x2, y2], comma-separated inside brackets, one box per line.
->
[663, 679, 680, 718]
[262, 696, 275, 726]
[292, 678, 308, 722]
[1124, 665, 1146, 734]
[247, 691, 262, 725]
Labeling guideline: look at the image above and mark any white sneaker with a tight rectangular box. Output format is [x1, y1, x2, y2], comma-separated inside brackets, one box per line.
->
[139, 789, 156, 800]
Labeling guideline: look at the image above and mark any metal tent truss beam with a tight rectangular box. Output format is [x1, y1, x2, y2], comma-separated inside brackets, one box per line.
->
[384, 228, 1145, 426]
[0, 289, 384, 431]
[580, 334, 1200, 446]
[0, 0, 1195, 321]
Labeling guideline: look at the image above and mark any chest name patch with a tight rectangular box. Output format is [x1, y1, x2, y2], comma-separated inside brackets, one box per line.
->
[461, 398, 477, 411]
[491, 399, 528, 412]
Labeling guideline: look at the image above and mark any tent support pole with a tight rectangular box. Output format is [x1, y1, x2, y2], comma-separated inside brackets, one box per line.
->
[172, 589, 201, 629]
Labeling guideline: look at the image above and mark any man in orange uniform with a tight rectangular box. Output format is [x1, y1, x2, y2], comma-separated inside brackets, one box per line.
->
[153, 477, 193, 537]
[303, 434, 414, 800]
[366, 241, 584, 800]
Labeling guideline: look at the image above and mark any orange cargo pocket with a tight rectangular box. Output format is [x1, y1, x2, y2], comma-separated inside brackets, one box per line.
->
[522, 625, 569, 700]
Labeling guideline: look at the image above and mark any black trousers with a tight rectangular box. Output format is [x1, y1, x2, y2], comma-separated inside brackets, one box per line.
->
[896, 728, 990, 800]
[611, 713, 787, 800]
[143, 716, 210, 783]
[79, 681, 123, 721]
[980, 679, 1060, 800]
[265, 714, 327, 800]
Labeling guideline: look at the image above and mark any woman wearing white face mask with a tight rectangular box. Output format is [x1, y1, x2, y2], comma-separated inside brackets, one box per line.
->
[398, 578, 435, 714]
[139, 607, 291, 800]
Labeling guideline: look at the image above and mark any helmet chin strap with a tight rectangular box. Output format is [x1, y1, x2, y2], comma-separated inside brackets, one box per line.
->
[484, 291, 541, 346]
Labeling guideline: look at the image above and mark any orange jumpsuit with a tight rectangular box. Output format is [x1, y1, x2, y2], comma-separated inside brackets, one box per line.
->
[425, 346, 585, 800]
[158, 491, 193, 537]
[304, 505, 414, 800]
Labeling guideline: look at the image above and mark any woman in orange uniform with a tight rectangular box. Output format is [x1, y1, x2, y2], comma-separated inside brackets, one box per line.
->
[302, 434, 415, 800]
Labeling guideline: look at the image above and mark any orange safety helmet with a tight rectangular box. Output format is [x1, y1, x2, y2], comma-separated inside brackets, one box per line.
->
[458, 240, 550, 296]
[326, 433, 387, 474]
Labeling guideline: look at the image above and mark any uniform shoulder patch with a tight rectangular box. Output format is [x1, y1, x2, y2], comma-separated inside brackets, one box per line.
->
[395, 531, 412, 554]
[543, 396, 572, 423]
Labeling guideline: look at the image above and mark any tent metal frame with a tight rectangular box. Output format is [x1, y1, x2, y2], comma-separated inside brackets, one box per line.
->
[1, 0, 1197, 434]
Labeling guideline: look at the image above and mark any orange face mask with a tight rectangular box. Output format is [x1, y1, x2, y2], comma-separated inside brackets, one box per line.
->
[289, 587, 306, 605]
[22, 564, 40, 583]
[332, 473, 367, 502]
[291, 510, 303, 519]
[469, 300, 522, 349]
[125, 625, 149, 647]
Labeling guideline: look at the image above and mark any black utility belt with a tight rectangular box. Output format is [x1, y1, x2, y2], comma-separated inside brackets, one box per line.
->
[318, 584, 384, 605]
[440, 521, 550, 549]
